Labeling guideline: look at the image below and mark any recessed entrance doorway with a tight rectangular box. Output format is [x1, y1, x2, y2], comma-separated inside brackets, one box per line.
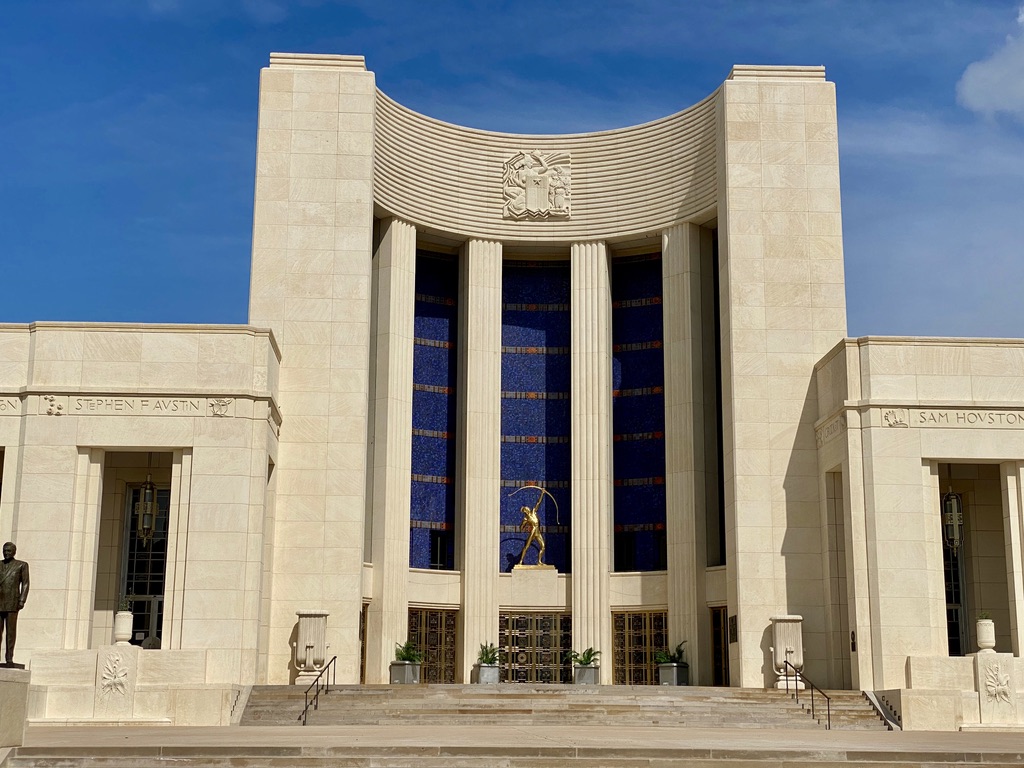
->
[938, 463, 1011, 655]
[498, 611, 572, 683]
[94, 451, 173, 648]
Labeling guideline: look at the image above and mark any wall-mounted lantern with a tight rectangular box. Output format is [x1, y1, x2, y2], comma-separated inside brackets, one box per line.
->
[135, 474, 158, 547]
[941, 486, 963, 555]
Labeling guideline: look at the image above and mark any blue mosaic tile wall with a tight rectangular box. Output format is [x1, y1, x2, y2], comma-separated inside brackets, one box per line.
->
[612, 253, 667, 571]
[409, 251, 458, 569]
[500, 260, 572, 573]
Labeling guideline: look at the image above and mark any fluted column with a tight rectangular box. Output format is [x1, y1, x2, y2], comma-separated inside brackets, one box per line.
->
[570, 241, 613, 682]
[456, 239, 503, 681]
[364, 217, 417, 683]
[662, 223, 705, 682]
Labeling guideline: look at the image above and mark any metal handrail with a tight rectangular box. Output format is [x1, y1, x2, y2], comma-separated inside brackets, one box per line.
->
[300, 655, 337, 726]
[782, 660, 831, 730]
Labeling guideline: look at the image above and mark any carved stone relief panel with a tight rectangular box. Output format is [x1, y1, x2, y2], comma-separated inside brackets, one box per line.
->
[882, 409, 908, 428]
[94, 647, 139, 720]
[502, 151, 571, 220]
[975, 653, 1018, 724]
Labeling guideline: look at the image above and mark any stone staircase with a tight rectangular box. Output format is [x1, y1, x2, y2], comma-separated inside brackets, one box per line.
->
[240, 683, 889, 730]
[10, 690, 1024, 768]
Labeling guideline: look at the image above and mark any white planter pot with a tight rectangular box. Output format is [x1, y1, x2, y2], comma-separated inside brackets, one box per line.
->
[977, 619, 996, 653]
[573, 664, 599, 685]
[474, 663, 500, 684]
[389, 661, 421, 684]
[657, 662, 689, 686]
[113, 611, 133, 646]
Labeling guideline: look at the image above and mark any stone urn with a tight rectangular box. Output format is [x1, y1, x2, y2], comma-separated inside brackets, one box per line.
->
[977, 617, 996, 653]
[113, 611, 133, 646]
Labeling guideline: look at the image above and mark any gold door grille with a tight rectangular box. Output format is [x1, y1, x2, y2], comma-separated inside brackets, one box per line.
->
[612, 610, 668, 685]
[499, 612, 572, 683]
[408, 607, 457, 683]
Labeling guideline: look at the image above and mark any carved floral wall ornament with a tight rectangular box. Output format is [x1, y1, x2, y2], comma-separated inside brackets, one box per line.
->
[100, 653, 129, 697]
[502, 151, 571, 220]
[209, 398, 233, 417]
[985, 661, 1012, 704]
[42, 395, 64, 416]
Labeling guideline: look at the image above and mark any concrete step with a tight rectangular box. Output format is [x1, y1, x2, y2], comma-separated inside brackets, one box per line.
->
[9, 743, 1024, 768]
[11, 722, 1024, 768]
[239, 684, 889, 731]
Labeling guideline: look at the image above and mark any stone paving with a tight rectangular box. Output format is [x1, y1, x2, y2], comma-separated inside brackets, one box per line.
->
[9, 723, 1024, 764]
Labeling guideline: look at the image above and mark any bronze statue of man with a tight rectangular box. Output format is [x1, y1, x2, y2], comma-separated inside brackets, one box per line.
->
[0, 542, 29, 666]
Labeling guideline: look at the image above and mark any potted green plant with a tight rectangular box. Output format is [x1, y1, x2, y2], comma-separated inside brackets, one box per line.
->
[569, 647, 601, 685]
[113, 592, 134, 646]
[389, 640, 423, 684]
[473, 642, 501, 684]
[655, 641, 689, 685]
[976, 611, 996, 653]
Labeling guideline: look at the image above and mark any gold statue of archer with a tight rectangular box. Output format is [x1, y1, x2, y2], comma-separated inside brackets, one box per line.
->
[509, 485, 559, 567]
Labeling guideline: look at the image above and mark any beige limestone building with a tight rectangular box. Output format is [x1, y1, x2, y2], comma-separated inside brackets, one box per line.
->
[0, 53, 1021, 730]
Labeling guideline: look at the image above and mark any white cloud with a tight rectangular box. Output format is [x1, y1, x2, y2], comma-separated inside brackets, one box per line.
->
[841, 107, 1024, 179]
[957, 5, 1024, 121]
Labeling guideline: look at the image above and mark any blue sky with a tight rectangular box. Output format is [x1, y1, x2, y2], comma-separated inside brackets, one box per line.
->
[3, 1, 1024, 337]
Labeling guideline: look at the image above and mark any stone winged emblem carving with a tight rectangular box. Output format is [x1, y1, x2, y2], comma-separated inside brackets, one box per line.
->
[985, 662, 1012, 704]
[503, 151, 571, 220]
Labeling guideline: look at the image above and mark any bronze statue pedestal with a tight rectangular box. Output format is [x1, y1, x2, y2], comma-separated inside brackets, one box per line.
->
[509, 562, 560, 606]
[0, 667, 30, 746]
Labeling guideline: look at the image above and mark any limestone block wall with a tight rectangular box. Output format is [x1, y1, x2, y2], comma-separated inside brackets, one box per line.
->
[717, 66, 847, 687]
[248, 53, 376, 684]
[0, 323, 279, 685]
[816, 337, 1024, 689]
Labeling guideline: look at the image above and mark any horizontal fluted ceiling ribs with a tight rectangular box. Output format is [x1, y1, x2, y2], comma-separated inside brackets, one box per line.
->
[373, 89, 719, 242]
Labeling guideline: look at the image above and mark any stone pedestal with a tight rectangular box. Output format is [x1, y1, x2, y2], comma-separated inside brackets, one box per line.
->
[294, 610, 330, 685]
[770, 614, 804, 690]
[509, 564, 559, 607]
[94, 646, 140, 720]
[0, 668, 29, 746]
[975, 652, 1018, 726]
